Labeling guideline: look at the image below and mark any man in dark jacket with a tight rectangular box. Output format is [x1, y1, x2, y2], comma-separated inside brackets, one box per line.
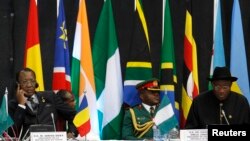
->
[8, 68, 78, 139]
[185, 67, 250, 129]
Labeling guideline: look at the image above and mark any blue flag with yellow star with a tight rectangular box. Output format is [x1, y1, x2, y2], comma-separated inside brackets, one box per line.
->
[52, 0, 71, 92]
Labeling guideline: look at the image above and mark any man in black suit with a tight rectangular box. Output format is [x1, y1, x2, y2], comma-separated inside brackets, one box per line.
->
[8, 68, 78, 139]
[185, 67, 250, 129]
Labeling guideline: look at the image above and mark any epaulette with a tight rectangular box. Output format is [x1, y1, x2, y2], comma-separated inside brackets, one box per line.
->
[134, 104, 143, 110]
[123, 103, 131, 110]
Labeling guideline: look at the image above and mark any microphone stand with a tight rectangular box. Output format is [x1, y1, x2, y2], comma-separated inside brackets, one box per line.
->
[219, 103, 223, 124]
[51, 113, 57, 132]
[221, 110, 230, 125]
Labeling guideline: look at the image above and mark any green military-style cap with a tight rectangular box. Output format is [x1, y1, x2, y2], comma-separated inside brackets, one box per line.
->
[136, 78, 161, 91]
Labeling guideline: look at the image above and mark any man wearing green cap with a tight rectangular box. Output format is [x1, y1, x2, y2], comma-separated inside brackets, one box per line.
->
[122, 78, 161, 140]
[185, 67, 250, 129]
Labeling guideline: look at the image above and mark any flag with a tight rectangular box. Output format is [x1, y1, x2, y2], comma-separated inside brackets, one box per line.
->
[181, 0, 199, 128]
[52, 0, 71, 92]
[123, 0, 153, 107]
[72, 0, 99, 138]
[160, 0, 179, 125]
[73, 95, 91, 136]
[92, 0, 123, 139]
[154, 93, 178, 135]
[230, 0, 250, 103]
[0, 89, 13, 135]
[209, 0, 226, 89]
[53, 0, 72, 132]
[24, 0, 44, 90]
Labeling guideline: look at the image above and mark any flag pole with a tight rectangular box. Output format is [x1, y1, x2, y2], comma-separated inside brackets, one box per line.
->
[5, 87, 8, 115]
[5, 87, 9, 135]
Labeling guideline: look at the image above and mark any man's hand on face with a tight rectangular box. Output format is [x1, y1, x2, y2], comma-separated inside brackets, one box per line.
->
[16, 84, 28, 105]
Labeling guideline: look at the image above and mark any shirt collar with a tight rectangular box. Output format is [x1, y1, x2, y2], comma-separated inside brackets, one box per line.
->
[142, 103, 155, 113]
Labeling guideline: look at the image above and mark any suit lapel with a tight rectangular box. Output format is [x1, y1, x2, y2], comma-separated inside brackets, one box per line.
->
[25, 103, 36, 115]
[36, 93, 45, 114]
[141, 105, 152, 118]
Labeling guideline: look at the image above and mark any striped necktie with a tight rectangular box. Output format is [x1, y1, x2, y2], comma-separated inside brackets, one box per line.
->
[28, 97, 38, 113]
[150, 106, 155, 117]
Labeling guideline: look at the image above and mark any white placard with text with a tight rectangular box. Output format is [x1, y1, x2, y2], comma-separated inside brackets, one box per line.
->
[180, 129, 208, 141]
[30, 132, 67, 141]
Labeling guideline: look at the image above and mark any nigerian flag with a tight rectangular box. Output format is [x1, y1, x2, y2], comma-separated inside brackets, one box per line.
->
[0, 89, 13, 135]
[154, 93, 178, 135]
[92, 0, 123, 139]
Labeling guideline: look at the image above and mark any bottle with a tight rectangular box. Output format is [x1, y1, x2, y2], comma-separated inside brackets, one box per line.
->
[167, 127, 179, 140]
[153, 125, 164, 141]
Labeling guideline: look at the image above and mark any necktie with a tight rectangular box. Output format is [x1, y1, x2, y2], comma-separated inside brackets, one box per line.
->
[150, 106, 155, 117]
[28, 97, 38, 114]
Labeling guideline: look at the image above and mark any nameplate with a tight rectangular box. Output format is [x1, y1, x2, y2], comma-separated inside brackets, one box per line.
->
[30, 132, 67, 141]
[180, 129, 207, 141]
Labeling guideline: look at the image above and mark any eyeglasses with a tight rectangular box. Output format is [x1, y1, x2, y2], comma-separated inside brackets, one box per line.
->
[214, 85, 230, 91]
[20, 79, 36, 86]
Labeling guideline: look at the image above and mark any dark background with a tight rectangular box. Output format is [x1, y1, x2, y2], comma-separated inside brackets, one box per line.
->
[0, 0, 250, 103]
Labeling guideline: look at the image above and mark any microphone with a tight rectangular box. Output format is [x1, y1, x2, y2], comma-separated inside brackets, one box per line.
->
[18, 125, 23, 141]
[219, 103, 223, 124]
[221, 109, 230, 125]
[21, 128, 30, 141]
[51, 113, 56, 132]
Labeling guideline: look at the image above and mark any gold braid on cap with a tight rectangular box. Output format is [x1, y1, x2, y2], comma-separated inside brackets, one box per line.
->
[129, 108, 154, 138]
